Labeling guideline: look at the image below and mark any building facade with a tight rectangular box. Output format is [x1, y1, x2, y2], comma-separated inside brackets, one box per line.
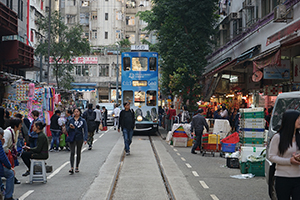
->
[204, 0, 300, 108]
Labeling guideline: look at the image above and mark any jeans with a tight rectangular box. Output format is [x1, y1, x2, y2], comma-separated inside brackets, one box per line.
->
[114, 117, 119, 128]
[122, 128, 134, 152]
[51, 130, 60, 149]
[95, 121, 100, 132]
[1, 167, 14, 199]
[29, 137, 37, 148]
[158, 115, 162, 126]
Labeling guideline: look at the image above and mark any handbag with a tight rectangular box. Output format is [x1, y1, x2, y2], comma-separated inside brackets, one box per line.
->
[66, 130, 76, 143]
[99, 123, 103, 131]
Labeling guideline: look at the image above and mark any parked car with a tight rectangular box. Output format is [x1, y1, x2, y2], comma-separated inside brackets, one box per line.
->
[265, 91, 300, 200]
[97, 103, 115, 125]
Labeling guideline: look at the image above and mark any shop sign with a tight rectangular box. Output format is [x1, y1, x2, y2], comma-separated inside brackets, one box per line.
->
[264, 86, 282, 96]
[263, 60, 290, 80]
[49, 57, 98, 64]
[293, 58, 300, 82]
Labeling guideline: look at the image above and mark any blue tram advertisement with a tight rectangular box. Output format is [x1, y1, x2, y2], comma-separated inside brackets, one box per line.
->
[121, 51, 159, 132]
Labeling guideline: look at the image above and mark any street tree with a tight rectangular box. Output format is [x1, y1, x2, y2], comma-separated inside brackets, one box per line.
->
[35, 11, 90, 89]
[138, 0, 218, 111]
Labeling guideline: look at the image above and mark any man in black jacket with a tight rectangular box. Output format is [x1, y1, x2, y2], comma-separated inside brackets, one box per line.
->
[118, 102, 135, 156]
[190, 108, 209, 154]
[83, 104, 96, 150]
[49, 110, 61, 152]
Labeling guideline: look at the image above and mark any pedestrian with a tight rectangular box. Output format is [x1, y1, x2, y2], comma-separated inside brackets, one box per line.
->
[64, 109, 73, 151]
[14, 113, 29, 154]
[66, 108, 88, 174]
[102, 106, 108, 131]
[3, 118, 22, 185]
[268, 110, 300, 200]
[83, 104, 96, 150]
[4, 110, 10, 129]
[234, 109, 240, 132]
[181, 105, 190, 124]
[206, 107, 213, 118]
[94, 105, 102, 133]
[158, 106, 164, 127]
[113, 104, 121, 130]
[265, 107, 273, 130]
[213, 108, 222, 119]
[0, 107, 5, 129]
[21, 121, 49, 177]
[0, 127, 17, 200]
[220, 106, 229, 119]
[166, 105, 176, 131]
[49, 110, 62, 152]
[28, 110, 40, 148]
[190, 108, 209, 154]
[118, 102, 135, 156]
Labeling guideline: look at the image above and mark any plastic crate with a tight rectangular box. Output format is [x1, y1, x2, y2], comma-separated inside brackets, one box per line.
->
[222, 143, 236, 153]
[221, 132, 239, 144]
[173, 132, 188, 138]
[202, 143, 221, 151]
[241, 128, 265, 132]
[242, 137, 264, 145]
[241, 112, 264, 118]
[173, 137, 187, 147]
[242, 131, 265, 138]
[248, 161, 265, 177]
[226, 158, 239, 168]
[240, 162, 248, 174]
[240, 107, 264, 113]
[202, 133, 209, 143]
[208, 134, 220, 144]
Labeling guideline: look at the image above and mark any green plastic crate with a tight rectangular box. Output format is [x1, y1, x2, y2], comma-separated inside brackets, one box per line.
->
[248, 161, 265, 177]
[242, 137, 264, 144]
[242, 112, 264, 118]
[240, 162, 248, 174]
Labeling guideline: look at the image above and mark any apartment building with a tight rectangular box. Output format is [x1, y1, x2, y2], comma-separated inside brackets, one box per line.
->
[203, 0, 300, 107]
[52, 0, 154, 103]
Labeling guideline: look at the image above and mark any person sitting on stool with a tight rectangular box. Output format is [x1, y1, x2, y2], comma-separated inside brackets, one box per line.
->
[21, 121, 49, 176]
[190, 108, 209, 154]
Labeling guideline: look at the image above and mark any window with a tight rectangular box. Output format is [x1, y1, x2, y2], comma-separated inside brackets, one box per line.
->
[123, 91, 133, 105]
[105, 32, 108, 39]
[123, 57, 130, 71]
[149, 57, 156, 71]
[105, 13, 108, 20]
[126, 16, 135, 25]
[67, 15, 76, 24]
[21, 0, 23, 20]
[92, 30, 97, 39]
[147, 91, 156, 106]
[81, 1, 89, 6]
[91, 11, 97, 20]
[76, 66, 82, 76]
[134, 91, 145, 107]
[99, 65, 109, 76]
[132, 57, 147, 71]
[18, 0, 20, 19]
[30, 30, 34, 42]
[7, 0, 13, 9]
[261, 0, 270, 17]
[116, 11, 122, 21]
[83, 65, 89, 76]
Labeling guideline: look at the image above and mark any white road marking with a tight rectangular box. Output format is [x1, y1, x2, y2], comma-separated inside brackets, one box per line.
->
[48, 161, 70, 179]
[185, 163, 192, 168]
[192, 171, 199, 177]
[81, 147, 87, 152]
[99, 133, 104, 138]
[210, 194, 219, 200]
[19, 190, 34, 200]
[200, 180, 209, 189]
[171, 146, 174, 148]
[173, 149, 178, 152]
[181, 157, 186, 161]
[93, 139, 98, 143]
[176, 153, 181, 156]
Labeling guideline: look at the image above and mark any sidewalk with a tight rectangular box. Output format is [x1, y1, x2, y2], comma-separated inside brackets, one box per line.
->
[82, 127, 199, 200]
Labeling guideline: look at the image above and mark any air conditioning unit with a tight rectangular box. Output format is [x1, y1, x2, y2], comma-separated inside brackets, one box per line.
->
[243, 0, 254, 8]
[219, 24, 226, 30]
[274, 4, 287, 22]
[229, 12, 240, 21]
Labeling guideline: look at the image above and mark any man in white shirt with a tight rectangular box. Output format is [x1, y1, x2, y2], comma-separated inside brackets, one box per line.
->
[113, 104, 121, 130]
[94, 105, 102, 134]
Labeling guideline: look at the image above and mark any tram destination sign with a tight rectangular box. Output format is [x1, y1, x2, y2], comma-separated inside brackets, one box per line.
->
[131, 45, 149, 51]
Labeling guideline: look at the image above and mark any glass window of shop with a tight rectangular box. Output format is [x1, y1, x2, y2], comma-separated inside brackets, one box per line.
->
[123, 91, 133, 105]
[134, 91, 145, 107]
[99, 65, 109, 76]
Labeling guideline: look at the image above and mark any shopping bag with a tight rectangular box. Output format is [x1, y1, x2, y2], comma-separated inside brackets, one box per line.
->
[99, 123, 103, 131]
[59, 134, 66, 147]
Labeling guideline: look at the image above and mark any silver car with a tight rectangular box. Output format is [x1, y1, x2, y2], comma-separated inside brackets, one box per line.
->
[97, 103, 115, 125]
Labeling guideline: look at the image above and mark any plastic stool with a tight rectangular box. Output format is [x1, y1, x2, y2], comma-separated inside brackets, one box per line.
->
[29, 159, 47, 184]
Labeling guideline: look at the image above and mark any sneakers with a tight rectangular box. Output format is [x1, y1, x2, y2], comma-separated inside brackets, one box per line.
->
[191, 151, 197, 154]
[49, 148, 54, 152]
[88, 146, 92, 150]
[22, 171, 30, 176]
[125, 152, 130, 156]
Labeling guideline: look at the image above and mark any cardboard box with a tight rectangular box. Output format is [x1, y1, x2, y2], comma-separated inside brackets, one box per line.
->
[173, 137, 187, 147]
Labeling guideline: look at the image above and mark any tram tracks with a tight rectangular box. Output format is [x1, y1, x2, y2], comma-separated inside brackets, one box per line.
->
[107, 135, 176, 200]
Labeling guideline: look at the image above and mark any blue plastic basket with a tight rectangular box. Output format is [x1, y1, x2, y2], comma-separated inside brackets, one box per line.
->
[222, 143, 236, 153]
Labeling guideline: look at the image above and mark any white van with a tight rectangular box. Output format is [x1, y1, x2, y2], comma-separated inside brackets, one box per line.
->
[265, 91, 300, 200]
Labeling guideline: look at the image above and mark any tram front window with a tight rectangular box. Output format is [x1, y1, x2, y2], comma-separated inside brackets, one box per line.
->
[132, 57, 147, 71]
[134, 91, 145, 106]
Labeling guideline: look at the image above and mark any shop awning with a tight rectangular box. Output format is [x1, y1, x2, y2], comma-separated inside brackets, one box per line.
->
[204, 57, 231, 75]
[204, 58, 237, 77]
[72, 88, 95, 92]
[237, 45, 261, 63]
[252, 48, 281, 72]
[71, 83, 97, 87]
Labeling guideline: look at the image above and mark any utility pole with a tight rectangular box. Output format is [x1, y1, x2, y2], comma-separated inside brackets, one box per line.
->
[47, 0, 51, 84]
[116, 46, 119, 103]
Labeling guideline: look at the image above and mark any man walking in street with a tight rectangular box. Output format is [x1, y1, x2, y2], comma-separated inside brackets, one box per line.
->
[118, 102, 135, 156]
[190, 108, 209, 154]
[83, 104, 97, 150]
[49, 110, 62, 152]
[94, 105, 102, 133]
[113, 104, 121, 130]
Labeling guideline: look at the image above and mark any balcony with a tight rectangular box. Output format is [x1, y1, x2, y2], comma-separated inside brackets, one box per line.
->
[0, 1, 17, 37]
[0, 40, 34, 68]
[125, 25, 136, 32]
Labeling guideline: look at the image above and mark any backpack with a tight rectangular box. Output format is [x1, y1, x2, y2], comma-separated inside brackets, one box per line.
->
[85, 111, 97, 132]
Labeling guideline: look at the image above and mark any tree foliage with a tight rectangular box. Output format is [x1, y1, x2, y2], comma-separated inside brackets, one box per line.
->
[138, 0, 218, 111]
[35, 11, 90, 89]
